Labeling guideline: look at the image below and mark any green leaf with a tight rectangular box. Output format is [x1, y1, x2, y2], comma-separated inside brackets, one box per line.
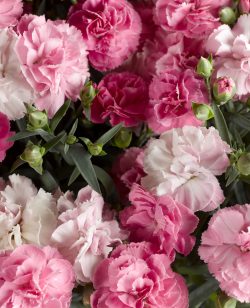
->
[96, 123, 123, 145]
[225, 166, 239, 187]
[9, 130, 49, 142]
[43, 131, 67, 154]
[93, 165, 117, 198]
[37, 0, 46, 15]
[68, 167, 80, 186]
[69, 119, 79, 136]
[231, 114, 250, 131]
[50, 100, 71, 132]
[212, 103, 232, 146]
[40, 171, 58, 192]
[10, 158, 26, 173]
[189, 278, 219, 308]
[69, 145, 101, 193]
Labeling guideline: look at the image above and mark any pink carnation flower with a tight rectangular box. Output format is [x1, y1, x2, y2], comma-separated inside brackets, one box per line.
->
[0, 244, 75, 307]
[154, 0, 231, 39]
[199, 204, 250, 303]
[206, 15, 250, 97]
[120, 184, 198, 259]
[0, 0, 23, 29]
[0, 28, 33, 120]
[15, 14, 89, 117]
[51, 186, 127, 283]
[112, 147, 145, 201]
[239, 0, 250, 13]
[147, 69, 208, 133]
[91, 242, 189, 308]
[0, 174, 57, 250]
[0, 112, 13, 162]
[68, 0, 142, 71]
[142, 126, 230, 212]
[91, 72, 148, 127]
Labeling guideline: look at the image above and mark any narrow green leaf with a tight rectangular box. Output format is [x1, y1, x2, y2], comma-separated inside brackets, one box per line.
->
[212, 103, 231, 146]
[93, 165, 117, 198]
[189, 278, 219, 308]
[96, 123, 123, 145]
[10, 158, 26, 173]
[231, 114, 250, 130]
[43, 131, 67, 154]
[69, 119, 79, 136]
[225, 166, 239, 187]
[40, 171, 58, 192]
[9, 130, 48, 142]
[50, 100, 71, 132]
[69, 145, 101, 193]
[68, 167, 80, 186]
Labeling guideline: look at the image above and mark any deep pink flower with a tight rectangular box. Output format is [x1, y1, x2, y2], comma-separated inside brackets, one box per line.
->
[91, 72, 148, 127]
[52, 186, 127, 283]
[0, 244, 75, 307]
[154, 0, 231, 39]
[120, 184, 198, 259]
[91, 242, 189, 308]
[239, 0, 250, 13]
[147, 69, 208, 133]
[199, 204, 250, 303]
[0, 0, 23, 29]
[68, 0, 142, 71]
[15, 14, 89, 117]
[112, 147, 145, 201]
[0, 112, 13, 162]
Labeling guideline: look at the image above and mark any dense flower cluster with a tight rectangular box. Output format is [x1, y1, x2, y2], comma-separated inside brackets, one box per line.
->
[1, 0, 250, 306]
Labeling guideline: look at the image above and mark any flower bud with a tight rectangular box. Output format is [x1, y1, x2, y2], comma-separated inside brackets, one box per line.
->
[29, 111, 48, 129]
[237, 153, 250, 176]
[220, 7, 236, 25]
[21, 144, 45, 166]
[113, 128, 132, 149]
[239, 0, 250, 14]
[80, 81, 97, 108]
[192, 103, 214, 121]
[197, 57, 213, 78]
[66, 135, 78, 145]
[88, 143, 104, 156]
[213, 77, 236, 104]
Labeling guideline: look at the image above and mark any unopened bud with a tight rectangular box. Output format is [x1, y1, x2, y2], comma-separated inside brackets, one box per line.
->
[197, 57, 213, 78]
[213, 77, 236, 104]
[29, 111, 48, 129]
[66, 135, 78, 145]
[21, 143, 45, 174]
[220, 7, 236, 25]
[192, 103, 214, 121]
[237, 153, 250, 176]
[113, 128, 132, 149]
[81, 81, 98, 108]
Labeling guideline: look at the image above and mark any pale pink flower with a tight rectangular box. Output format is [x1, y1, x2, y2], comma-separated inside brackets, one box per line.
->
[120, 184, 198, 259]
[68, 0, 142, 71]
[206, 15, 250, 97]
[0, 244, 75, 307]
[112, 147, 145, 201]
[147, 69, 208, 133]
[239, 0, 250, 13]
[91, 72, 149, 127]
[0, 28, 33, 120]
[154, 0, 231, 39]
[51, 186, 127, 283]
[0, 174, 57, 250]
[142, 126, 230, 212]
[15, 14, 89, 117]
[91, 242, 189, 308]
[0, 0, 23, 29]
[0, 112, 13, 162]
[199, 204, 250, 303]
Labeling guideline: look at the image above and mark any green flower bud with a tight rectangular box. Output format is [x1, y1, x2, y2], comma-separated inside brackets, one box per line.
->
[213, 76, 236, 104]
[88, 143, 104, 156]
[21, 144, 45, 166]
[237, 153, 250, 176]
[81, 81, 97, 108]
[220, 7, 236, 25]
[28, 111, 48, 129]
[192, 103, 214, 121]
[197, 57, 213, 78]
[66, 135, 78, 145]
[113, 128, 132, 149]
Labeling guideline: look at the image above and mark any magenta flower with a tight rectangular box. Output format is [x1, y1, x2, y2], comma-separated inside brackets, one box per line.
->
[0, 112, 13, 162]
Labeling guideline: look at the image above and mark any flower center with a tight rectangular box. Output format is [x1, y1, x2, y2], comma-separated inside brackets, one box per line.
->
[238, 227, 250, 252]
